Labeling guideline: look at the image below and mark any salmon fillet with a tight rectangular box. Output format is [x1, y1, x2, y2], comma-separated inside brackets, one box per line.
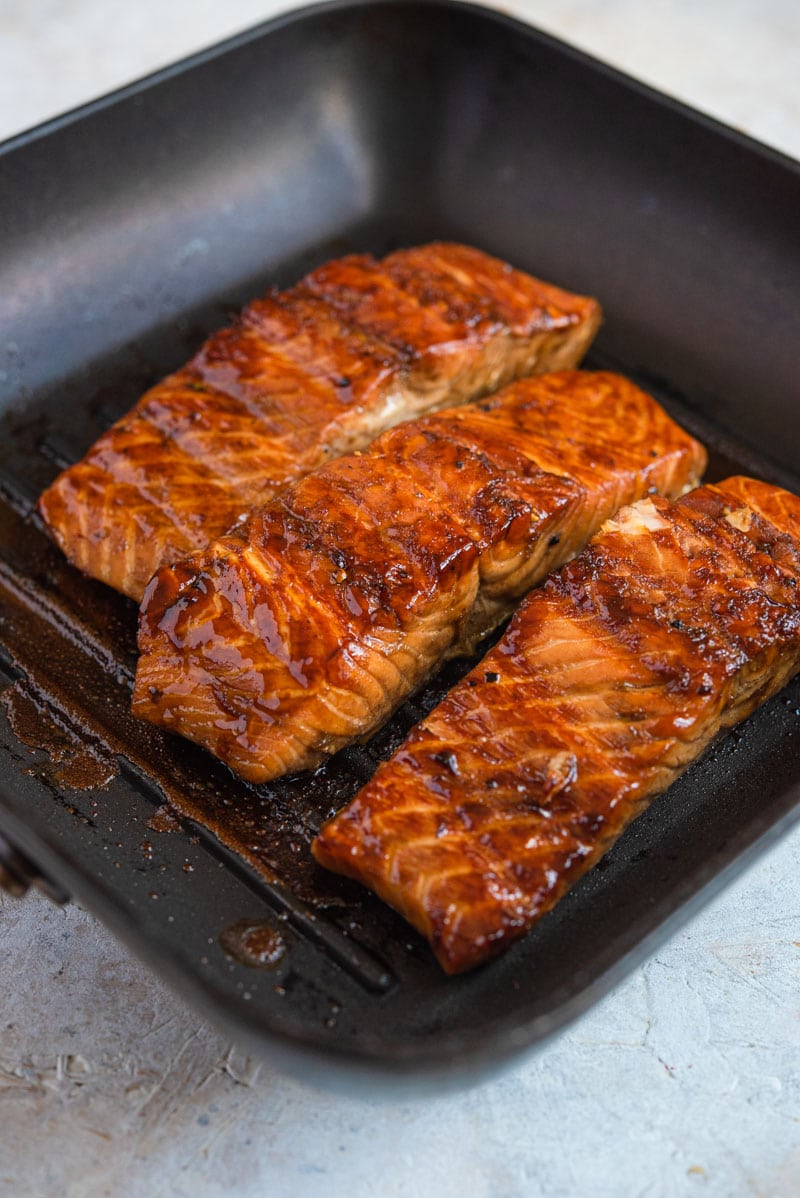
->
[313, 477, 800, 973]
[37, 243, 601, 600]
[133, 371, 705, 782]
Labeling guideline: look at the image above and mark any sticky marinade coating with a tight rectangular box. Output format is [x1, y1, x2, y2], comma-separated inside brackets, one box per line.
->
[133, 371, 705, 783]
[313, 477, 800, 974]
[37, 242, 601, 600]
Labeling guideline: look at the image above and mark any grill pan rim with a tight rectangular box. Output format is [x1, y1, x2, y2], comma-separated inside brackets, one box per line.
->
[1, 0, 799, 1086]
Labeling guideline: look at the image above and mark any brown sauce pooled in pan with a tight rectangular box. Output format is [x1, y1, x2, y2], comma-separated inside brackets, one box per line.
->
[2, 681, 118, 791]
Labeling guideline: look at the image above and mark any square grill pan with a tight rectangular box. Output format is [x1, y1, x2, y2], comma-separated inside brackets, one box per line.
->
[1, 0, 800, 1087]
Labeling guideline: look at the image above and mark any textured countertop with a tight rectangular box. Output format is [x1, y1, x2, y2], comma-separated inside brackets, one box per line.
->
[2, 3, 800, 1196]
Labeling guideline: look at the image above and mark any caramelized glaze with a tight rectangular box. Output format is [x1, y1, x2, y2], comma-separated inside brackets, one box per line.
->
[37, 243, 601, 599]
[313, 477, 800, 972]
[134, 371, 705, 782]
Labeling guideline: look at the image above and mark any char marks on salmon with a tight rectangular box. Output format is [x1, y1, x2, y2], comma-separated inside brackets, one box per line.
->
[133, 371, 705, 783]
[313, 477, 800, 973]
[37, 243, 601, 599]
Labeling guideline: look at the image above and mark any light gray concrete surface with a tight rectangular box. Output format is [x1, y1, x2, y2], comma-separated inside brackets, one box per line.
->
[4, 846, 800, 1198]
[2, 2, 800, 1196]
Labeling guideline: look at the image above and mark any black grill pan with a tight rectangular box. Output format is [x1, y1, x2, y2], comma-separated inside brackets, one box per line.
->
[1, 0, 800, 1087]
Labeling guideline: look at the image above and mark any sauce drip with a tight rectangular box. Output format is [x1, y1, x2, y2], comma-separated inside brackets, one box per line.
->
[147, 804, 183, 833]
[219, 918, 287, 969]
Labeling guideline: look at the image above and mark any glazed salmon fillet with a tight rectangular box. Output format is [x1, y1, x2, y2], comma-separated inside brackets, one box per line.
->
[313, 477, 800, 973]
[133, 371, 705, 782]
[37, 243, 601, 600]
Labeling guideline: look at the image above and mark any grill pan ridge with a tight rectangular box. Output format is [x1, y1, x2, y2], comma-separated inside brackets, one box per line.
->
[1, 0, 800, 1085]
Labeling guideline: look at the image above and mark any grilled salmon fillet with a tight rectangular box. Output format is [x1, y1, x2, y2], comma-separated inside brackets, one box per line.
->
[133, 371, 705, 782]
[37, 243, 601, 600]
[313, 477, 800, 973]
